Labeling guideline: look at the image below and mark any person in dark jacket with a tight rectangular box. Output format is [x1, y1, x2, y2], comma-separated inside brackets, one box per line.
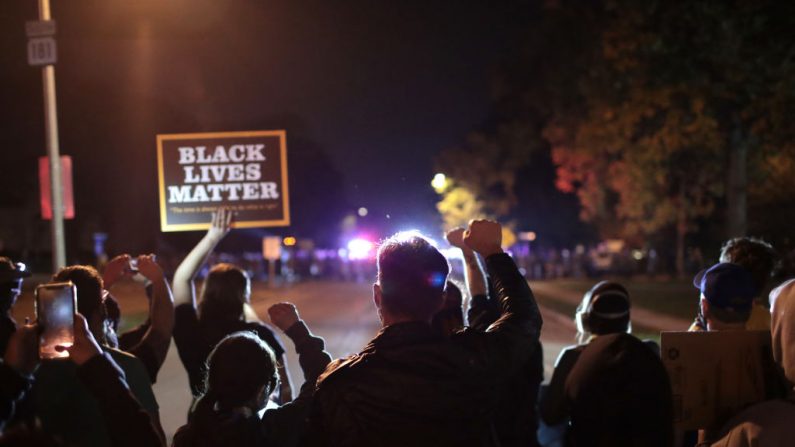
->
[24, 265, 164, 446]
[173, 302, 331, 447]
[307, 219, 543, 447]
[540, 281, 671, 447]
[446, 227, 544, 447]
[1, 314, 163, 447]
[0, 257, 30, 358]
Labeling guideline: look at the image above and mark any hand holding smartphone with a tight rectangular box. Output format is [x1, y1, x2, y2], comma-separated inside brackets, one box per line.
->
[35, 282, 77, 359]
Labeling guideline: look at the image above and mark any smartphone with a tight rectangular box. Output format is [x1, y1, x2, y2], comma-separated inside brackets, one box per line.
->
[35, 282, 77, 359]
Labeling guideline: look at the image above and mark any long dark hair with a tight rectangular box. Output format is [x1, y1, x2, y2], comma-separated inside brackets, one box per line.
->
[198, 263, 249, 331]
[200, 331, 278, 411]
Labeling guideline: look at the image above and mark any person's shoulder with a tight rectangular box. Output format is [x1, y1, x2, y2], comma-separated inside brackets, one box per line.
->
[560, 344, 586, 356]
[172, 423, 194, 447]
[104, 347, 149, 379]
[316, 354, 366, 387]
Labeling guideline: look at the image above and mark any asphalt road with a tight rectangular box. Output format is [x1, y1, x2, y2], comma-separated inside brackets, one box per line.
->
[13, 278, 579, 441]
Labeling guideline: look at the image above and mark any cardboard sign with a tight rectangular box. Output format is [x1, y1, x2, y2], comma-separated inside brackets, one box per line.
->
[661, 331, 778, 430]
[157, 130, 290, 232]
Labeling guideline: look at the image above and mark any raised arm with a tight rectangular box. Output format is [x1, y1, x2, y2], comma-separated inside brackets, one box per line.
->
[446, 227, 488, 299]
[172, 208, 232, 308]
[447, 227, 496, 328]
[463, 220, 542, 366]
[262, 303, 332, 447]
[128, 255, 174, 382]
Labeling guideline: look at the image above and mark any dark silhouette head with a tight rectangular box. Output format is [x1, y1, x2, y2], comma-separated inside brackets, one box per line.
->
[432, 280, 465, 336]
[576, 281, 631, 342]
[53, 265, 108, 341]
[199, 263, 250, 327]
[204, 331, 277, 411]
[719, 237, 777, 294]
[376, 233, 449, 323]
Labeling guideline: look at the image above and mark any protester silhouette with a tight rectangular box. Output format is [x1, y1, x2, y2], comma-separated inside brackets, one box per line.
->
[306, 220, 542, 447]
[1, 315, 163, 446]
[446, 226, 544, 447]
[710, 279, 795, 446]
[173, 302, 331, 447]
[689, 238, 777, 331]
[0, 258, 30, 357]
[172, 207, 293, 403]
[540, 281, 672, 446]
[102, 254, 175, 383]
[21, 265, 164, 445]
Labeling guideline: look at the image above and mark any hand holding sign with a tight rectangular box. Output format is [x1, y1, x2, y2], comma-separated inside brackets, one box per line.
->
[206, 207, 233, 242]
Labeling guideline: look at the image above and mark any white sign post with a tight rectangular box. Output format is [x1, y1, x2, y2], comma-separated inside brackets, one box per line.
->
[27, 8, 65, 271]
[263, 237, 282, 287]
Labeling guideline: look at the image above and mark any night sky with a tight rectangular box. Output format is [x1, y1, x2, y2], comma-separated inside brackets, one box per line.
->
[0, 1, 531, 258]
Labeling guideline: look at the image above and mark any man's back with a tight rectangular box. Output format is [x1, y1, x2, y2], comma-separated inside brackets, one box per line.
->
[308, 251, 542, 447]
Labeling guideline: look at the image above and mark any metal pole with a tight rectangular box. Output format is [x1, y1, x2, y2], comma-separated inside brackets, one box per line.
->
[39, 0, 66, 271]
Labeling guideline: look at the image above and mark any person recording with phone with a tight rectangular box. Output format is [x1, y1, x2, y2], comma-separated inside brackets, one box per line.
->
[0, 314, 163, 446]
[102, 253, 175, 383]
[15, 265, 164, 446]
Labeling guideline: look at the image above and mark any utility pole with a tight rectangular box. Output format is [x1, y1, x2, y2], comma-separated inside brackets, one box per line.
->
[35, 0, 66, 271]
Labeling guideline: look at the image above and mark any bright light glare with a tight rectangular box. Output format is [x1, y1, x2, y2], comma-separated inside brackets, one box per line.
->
[347, 238, 374, 260]
[518, 231, 537, 242]
[431, 173, 447, 193]
[391, 230, 438, 247]
[358, 207, 368, 217]
[283, 236, 297, 246]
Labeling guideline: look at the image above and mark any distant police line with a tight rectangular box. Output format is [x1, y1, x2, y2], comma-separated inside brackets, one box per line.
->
[167, 144, 280, 203]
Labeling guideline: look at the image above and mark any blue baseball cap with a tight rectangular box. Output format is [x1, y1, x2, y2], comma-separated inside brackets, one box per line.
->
[693, 263, 757, 312]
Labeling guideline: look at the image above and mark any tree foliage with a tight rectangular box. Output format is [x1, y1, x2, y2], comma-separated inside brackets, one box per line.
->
[547, 0, 795, 270]
[437, 0, 795, 262]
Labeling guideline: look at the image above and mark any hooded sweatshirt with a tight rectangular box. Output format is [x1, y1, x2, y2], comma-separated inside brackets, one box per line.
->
[712, 279, 795, 447]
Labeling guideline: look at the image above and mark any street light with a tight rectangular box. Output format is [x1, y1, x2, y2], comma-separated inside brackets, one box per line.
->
[431, 173, 448, 193]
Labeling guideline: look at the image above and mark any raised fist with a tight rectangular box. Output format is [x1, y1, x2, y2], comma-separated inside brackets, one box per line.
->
[135, 254, 164, 283]
[445, 228, 468, 249]
[268, 302, 300, 332]
[463, 219, 503, 257]
[103, 254, 133, 288]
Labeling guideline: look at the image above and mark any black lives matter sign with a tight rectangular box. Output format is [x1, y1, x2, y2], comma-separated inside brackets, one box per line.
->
[157, 130, 290, 232]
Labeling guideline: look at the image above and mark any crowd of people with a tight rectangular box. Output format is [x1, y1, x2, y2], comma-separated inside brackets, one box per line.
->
[0, 210, 793, 447]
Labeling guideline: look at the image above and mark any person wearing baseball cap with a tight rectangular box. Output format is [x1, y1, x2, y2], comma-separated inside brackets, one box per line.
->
[541, 281, 672, 446]
[0, 256, 31, 356]
[693, 262, 758, 331]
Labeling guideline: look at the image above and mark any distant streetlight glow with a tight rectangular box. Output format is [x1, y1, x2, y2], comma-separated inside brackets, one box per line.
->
[431, 173, 448, 193]
[283, 236, 297, 246]
[358, 207, 368, 217]
[518, 231, 537, 242]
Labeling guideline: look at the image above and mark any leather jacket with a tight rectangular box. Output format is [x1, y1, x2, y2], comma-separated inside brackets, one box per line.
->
[306, 253, 542, 447]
